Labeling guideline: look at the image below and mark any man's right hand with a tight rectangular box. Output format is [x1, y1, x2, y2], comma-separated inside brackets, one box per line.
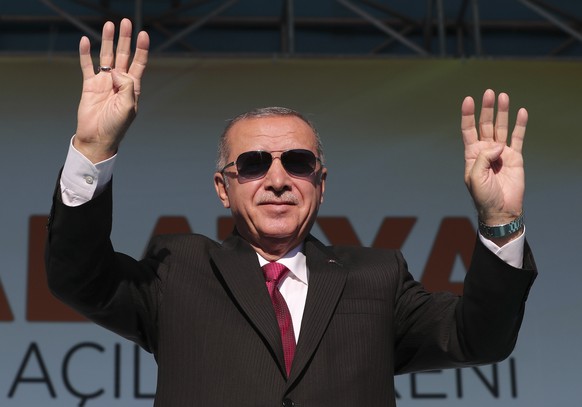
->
[74, 18, 149, 163]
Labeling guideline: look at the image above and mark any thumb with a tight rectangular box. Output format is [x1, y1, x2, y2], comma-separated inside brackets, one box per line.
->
[473, 143, 504, 175]
[111, 70, 136, 107]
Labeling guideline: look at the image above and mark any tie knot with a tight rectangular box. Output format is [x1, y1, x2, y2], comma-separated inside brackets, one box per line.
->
[262, 262, 289, 283]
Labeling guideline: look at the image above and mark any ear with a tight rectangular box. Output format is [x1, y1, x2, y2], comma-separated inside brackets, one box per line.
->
[214, 172, 230, 208]
[318, 168, 327, 204]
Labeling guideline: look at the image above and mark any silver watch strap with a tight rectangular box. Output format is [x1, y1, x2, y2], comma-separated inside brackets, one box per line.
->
[478, 213, 524, 239]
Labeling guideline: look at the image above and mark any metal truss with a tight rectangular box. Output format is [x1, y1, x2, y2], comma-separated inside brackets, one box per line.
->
[1, 0, 581, 57]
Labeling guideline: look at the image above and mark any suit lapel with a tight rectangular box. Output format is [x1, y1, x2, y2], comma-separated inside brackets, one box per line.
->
[209, 233, 287, 376]
[210, 233, 349, 382]
[288, 235, 348, 384]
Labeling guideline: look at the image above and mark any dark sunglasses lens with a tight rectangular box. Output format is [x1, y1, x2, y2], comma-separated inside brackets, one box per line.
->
[237, 151, 272, 179]
[282, 149, 317, 177]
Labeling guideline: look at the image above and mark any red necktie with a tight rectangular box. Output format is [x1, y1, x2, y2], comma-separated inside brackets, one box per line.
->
[262, 262, 296, 376]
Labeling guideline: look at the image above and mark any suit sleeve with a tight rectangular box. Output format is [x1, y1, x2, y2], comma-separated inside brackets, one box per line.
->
[45, 179, 162, 353]
[393, 238, 537, 374]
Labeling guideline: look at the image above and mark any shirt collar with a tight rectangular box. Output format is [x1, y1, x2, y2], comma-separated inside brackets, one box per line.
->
[256, 243, 308, 285]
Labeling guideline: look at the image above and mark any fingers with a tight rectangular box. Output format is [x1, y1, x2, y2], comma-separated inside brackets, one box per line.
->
[478, 89, 496, 142]
[463, 89, 526, 148]
[96, 19, 149, 83]
[461, 96, 478, 146]
[128, 30, 150, 84]
[114, 18, 133, 72]
[99, 21, 115, 68]
[79, 36, 94, 81]
[510, 107, 528, 154]
[494, 93, 509, 144]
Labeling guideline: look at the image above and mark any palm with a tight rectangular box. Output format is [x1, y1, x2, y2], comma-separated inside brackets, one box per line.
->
[464, 141, 524, 215]
[461, 90, 528, 225]
[77, 71, 139, 143]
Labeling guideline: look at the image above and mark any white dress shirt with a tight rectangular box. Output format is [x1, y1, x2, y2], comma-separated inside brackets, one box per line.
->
[59, 137, 526, 342]
[257, 246, 308, 343]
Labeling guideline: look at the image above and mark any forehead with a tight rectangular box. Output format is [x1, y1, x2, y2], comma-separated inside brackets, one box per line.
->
[226, 115, 317, 156]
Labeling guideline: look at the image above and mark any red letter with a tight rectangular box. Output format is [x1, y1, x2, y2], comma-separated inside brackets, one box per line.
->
[370, 217, 417, 249]
[317, 217, 416, 249]
[218, 216, 235, 241]
[27, 216, 85, 321]
[150, 216, 193, 236]
[0, 280, 13, 321]
[421, 217, 476, 295]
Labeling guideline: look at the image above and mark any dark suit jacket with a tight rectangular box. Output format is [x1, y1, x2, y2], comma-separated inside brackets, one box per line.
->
[45, 184, 537, 407]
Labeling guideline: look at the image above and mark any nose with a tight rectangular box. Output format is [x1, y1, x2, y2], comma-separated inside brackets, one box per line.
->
[263, 156, 291, 191]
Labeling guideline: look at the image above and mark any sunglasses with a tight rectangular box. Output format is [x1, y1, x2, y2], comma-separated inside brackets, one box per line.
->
[220, 149, 322, 180]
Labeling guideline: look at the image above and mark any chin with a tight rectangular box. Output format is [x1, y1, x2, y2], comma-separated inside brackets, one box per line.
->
[257, 223, 300, 240]
[260, 229, 296, 240]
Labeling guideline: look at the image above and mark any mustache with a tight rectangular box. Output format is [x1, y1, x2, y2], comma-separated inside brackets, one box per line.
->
[256, 192, 299, 205]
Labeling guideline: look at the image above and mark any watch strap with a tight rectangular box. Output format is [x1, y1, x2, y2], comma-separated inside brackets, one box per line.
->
[478, 213, 524, 239]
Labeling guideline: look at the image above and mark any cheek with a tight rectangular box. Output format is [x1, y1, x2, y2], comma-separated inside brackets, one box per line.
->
[299, 186, 323, 211]
[228, 184, 260, 213]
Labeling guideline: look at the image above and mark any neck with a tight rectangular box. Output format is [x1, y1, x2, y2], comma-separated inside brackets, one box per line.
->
[251, 239, 301, 261]
[232, 226, 311, 261]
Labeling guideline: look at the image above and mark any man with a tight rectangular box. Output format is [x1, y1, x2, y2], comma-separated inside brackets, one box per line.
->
[46, 19, 537, 407]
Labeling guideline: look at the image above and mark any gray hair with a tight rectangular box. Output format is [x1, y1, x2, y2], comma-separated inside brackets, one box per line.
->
[216, 107, 324, 172]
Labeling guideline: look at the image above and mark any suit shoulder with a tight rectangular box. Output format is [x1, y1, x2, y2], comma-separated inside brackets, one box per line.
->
[328, 245, 405, 268]
[145, 233, 221, 258]
[150, 233, 219, 246]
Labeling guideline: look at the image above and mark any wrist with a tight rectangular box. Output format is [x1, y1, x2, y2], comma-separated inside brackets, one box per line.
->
[72, 135, 118, 164]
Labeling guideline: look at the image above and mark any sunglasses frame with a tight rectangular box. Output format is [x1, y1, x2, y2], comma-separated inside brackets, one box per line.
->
[220, 149, 323, 180]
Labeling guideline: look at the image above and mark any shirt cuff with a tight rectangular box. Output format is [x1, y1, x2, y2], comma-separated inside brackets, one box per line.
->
[479, 227, 525, 269]
[60, 136, 116, 207]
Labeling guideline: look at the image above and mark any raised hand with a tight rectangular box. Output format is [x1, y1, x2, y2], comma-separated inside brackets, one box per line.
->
[461, 89, 528, 241]
[74, 18, 149, 163]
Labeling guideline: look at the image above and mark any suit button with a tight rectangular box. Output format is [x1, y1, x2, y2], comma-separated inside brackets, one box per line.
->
[282, 398, 295, 407]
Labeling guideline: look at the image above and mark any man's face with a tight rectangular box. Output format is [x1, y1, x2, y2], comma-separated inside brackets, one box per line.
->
[214, 115, 326, 256]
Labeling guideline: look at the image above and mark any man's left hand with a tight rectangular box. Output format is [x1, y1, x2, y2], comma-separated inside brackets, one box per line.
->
[461, 89, 528, 239]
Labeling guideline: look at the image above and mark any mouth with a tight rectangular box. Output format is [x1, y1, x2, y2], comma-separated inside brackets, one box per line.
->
[259, 201, 295, 206]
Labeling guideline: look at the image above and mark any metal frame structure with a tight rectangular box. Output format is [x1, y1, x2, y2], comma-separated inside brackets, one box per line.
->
[1, 0, 582, 57]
